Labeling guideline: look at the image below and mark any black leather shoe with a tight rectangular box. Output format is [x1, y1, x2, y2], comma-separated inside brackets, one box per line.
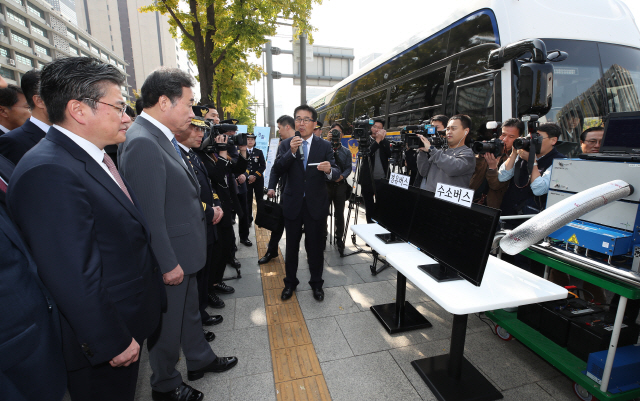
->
[313, 288, 324, 301]
[212, 282, 235, 294]
[207, 293, 225, 309]
[240, 238, 253, 247]
[187, 356, 239, 381]
[202, 315, 223, 326]
[281, 287, 295, 300]
[203, 329, 215, 342]
[151, 382, 203, 401]
[258, 251, 275, 264]
[228, 258, 241, 269]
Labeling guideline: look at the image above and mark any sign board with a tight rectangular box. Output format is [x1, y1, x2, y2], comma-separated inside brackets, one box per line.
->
[434, 183, 473, 208]
[293, 34, 314, 62]
[293, 45, 354, 87]
[263, 137, 281, 189]
[253, 126, 270, 156]
[389, 173, 410, 189]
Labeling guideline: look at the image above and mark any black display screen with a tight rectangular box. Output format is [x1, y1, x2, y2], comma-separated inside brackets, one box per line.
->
[602, 112, 640, 153]
[408, 191, 501, 286]
[372, 180, 420, 241]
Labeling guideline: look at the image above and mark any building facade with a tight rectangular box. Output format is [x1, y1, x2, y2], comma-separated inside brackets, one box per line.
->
[0, 0, 130, 98]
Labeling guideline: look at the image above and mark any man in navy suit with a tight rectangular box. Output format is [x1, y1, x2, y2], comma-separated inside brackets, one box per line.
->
[0, 154, 67, 401]
[0, 69, 50, 164]
[7, 57, 164, 401]
[273, 105, 340, 302]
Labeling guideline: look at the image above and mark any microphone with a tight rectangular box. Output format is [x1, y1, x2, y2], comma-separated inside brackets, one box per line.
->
[295, 131, 304, 157]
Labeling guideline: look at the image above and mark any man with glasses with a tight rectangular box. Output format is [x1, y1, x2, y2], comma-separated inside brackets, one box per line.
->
[273, 105, 340, 302]
[580, 126, 604, 154]
[7, 57, 164, 401]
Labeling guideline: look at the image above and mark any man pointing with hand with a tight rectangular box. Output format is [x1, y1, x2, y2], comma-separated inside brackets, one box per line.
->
[273, 105, 340, 302]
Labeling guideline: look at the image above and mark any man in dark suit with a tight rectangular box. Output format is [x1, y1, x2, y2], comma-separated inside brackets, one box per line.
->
[7, 57, 164, 401]
[245, 133, 266, 222]
[118, 68, 237, 401]
[0, 69, 50, 164]
[0, 84, 31, 135]
[0, 154, 67, 401]
[360, 118, 391, 223]
[273, 105, 340, 302]
[260, 115, 296, 264]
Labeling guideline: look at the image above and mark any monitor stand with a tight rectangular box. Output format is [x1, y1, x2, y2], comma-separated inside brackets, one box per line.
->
[418, 262, 463, 283]
[375, 232, 404, 244]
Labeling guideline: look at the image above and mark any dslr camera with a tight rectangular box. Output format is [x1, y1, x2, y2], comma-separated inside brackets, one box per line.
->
[329, 129, 342, 151]
[201, 123, 241, 152]
[512, 115, 542, 154]
[472, 138, 505, 157]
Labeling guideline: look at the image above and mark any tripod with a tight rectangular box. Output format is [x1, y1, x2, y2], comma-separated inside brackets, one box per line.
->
[340, 143, 391, 275]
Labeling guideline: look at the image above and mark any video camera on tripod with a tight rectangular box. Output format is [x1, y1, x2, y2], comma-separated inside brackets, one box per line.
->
[200, 122, 247, 152]
[352, 115, 374, 151]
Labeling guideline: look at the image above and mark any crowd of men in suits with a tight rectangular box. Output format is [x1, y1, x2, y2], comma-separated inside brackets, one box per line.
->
[0, 57, 287, 401]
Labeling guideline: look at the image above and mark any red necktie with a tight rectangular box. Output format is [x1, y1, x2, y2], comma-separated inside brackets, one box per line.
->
[103, 153, 133, 203]
[0, 178, 7, 193]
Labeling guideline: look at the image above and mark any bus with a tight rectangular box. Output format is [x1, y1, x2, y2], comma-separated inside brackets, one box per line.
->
[310, 0, 640, 161]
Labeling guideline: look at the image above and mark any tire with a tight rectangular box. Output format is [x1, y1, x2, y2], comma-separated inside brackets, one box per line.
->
[572, 383, 594, 401]
[495, 325, 513, 341]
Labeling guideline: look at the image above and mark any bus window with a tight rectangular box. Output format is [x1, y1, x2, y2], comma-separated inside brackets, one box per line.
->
[447, 12, 497, 56]
[456, 46, 493, 81]
[354, 89, 387, 119]
[455, 78, 495, 141]
[388, 112, 414, 132]
[388, 68, 446, 115]
[598, 43, 640, 114]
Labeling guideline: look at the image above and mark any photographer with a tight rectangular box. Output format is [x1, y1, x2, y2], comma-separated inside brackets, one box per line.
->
[470, 118, 523, 208]
[406, 115, 449, 186]
[416, 114, 476, 192]
[360, 118, 390, 223]
[326, 123, 352, 255]
[498, 122, 565, 221]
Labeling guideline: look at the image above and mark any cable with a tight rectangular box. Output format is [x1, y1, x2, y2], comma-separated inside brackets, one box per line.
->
[475, 312, 497, 336]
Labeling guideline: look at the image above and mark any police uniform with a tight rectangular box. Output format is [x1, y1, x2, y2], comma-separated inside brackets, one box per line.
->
[244, 134, 266, 221]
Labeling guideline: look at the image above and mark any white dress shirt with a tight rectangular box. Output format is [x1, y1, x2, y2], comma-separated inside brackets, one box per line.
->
[0, 124, 9, 134]
[30, 116, 50, 134]
[54, 125, 118, 184]
[294, 135, 332, 180]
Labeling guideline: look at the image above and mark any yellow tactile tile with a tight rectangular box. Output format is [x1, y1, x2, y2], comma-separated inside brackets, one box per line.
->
[269, 321, 313, 350]
[262, 275, 286, 291]
[271, 344, 323, 382]
[276, 376, 332, 401]
[266, 302, 305, 326]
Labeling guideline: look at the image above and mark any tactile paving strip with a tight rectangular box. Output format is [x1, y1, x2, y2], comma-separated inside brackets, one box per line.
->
[254, 224, 332, 400]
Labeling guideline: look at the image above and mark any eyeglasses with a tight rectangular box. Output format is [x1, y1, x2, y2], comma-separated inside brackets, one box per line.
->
[83, 98, 127, 116]
[295, 117, 315, 124]
[584, 139, 602, 145]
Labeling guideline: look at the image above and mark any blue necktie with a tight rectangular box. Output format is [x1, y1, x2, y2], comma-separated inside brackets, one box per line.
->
[302, 140, 308, 170]
[170, 137, 183, 162]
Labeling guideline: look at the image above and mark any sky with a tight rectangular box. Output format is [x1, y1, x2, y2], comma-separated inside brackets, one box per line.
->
[248, 0, 640, 127]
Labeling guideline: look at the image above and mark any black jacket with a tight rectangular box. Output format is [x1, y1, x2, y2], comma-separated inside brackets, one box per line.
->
[360, 137, 391, 191]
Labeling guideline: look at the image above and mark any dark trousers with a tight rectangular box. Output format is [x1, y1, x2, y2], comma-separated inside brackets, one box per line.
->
[267, 211, 285, 255]
[197, 242, 214, 322]
[247, 180, 264, 220]
[284, 198, 325, 290]
[67, 355, 140, 401]
[237, 191, 250, 241]
[210, 225, 235, 287]
[327, 182, 348, 246]
[362, 179, 383, 224]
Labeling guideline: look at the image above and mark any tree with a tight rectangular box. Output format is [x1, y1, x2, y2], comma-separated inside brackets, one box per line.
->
[141, 0, 320, 125]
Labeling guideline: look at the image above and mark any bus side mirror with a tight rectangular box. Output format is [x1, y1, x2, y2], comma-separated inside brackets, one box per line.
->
[518, 62, 554, 117]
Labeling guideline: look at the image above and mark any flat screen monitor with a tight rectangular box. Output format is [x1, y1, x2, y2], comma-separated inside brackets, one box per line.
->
[601, 111, 640, 154]
[371, 180, 420, 243]
[408, 191, 501, 286]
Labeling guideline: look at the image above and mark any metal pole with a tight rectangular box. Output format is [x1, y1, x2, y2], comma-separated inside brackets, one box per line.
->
[300, 32, 307, 104]
[265, 41, 276, 137]
[262, 52, 267, 129]
[600, 296, 628, 392]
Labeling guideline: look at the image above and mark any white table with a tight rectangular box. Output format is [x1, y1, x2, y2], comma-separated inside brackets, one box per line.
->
[350, 224, 421, 275]
[352, 223, 568, 401]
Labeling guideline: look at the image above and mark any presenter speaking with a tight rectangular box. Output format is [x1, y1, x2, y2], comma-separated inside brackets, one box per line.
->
[273, 105, 340, 302]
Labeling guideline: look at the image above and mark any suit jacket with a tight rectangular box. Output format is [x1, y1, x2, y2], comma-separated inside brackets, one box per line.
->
[195, 150, 239, 228]
[245, 147, 266, 184]
[273, 135, 340, 220]
[0, 119, 47, 165]
[7, 127, 164, 371]
[118, 116, 207, 275]
[183, 148, 220, 245]
[360, 137, 391, 191]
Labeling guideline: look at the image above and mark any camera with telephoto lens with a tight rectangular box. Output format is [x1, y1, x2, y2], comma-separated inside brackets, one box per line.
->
[513, 115, 542, 154]
[329, 129, 342, 151]
[472, 138, 505, 157]
[352, 115, 374, 151]
[228, 132, 247, 147]
[200, 123, 238, 152]
[428, 136, 447, 148]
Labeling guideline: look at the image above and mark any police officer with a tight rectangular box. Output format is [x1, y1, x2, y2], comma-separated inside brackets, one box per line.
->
[244, 133, 266, 224]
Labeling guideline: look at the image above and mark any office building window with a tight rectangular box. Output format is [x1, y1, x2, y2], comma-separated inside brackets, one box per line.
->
[67, 28, 77, 41]
[81, 51, 90, 58]
[31, 23, 48, 38]
[91, 46, 99, 55]
[69, 45, 78, 55]
[0, 67, 14, 81]
[7, 10, 27, 27]
[27, 2, 45, 19]
[78, 37, 88, 48]
[8, 0, 24, 7]
[34, 42, 50, 56]
[11, 32, 30, 47]
[0, 46, 9, 57]
[15, 52, 33, 67]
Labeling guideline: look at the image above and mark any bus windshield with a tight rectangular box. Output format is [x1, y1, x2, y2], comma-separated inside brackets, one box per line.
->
[527, 39, 640, 156]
